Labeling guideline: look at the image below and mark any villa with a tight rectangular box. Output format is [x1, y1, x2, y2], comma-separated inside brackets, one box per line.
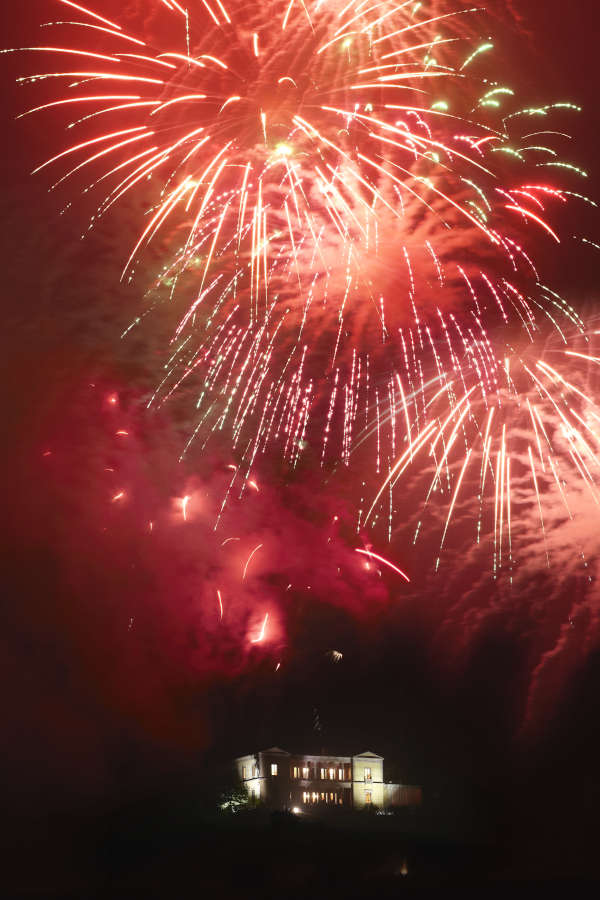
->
[234, 747, 421, 811]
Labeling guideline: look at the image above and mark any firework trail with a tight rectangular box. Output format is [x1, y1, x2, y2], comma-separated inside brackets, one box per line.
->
[7, 1, 597, 571]
[359, 322, 600, 573]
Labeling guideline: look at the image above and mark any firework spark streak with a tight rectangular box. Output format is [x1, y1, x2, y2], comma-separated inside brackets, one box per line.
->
[355, 547, 410, 582]
[250, 611, 269, 643]
[9, 1, 598, 573]
[181, 494, 190, 520]
[242, 541, 263, 580]
[362, 328, 600, 575]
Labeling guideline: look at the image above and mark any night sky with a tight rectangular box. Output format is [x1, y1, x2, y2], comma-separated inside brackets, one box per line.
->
[2, 2, 600, 892]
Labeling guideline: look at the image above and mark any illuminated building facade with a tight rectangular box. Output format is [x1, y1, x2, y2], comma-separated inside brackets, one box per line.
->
[234, 747, 421, 811]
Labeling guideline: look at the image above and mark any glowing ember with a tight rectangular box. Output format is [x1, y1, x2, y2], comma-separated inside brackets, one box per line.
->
[250, 611, 269, 644]
[181, 494, 191, 521]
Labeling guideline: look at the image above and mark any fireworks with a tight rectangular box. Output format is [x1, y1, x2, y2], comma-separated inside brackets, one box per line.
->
[242, 541, 263, 579]
[362, 326, 600, 577]
[250, 611, 269, 643]
[9, 1, 598, 573]
[355, 547, 410, 581]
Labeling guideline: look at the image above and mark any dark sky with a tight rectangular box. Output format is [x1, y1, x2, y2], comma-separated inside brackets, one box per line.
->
[2, 1, 600, 889]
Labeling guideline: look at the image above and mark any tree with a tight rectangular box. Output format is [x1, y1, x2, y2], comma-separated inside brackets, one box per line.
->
[218, 781, 250, 814]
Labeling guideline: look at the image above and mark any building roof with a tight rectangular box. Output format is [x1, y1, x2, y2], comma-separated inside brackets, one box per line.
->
[236, 747, 384, 761]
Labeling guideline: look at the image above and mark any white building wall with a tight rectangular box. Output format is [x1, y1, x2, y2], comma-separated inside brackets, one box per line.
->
[352, 753, 384, 808]
[235, 754, 262, 801]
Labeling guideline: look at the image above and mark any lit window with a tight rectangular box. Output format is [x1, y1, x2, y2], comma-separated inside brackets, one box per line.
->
[364, 767, 372, 782]
[271, 763, 278, 776]
[253, 765, 259, 777]
[303, 792, 309, 803]
[312, 792, 318, 803]
[302, 766, 309, 779]
[242, 766, 247, 780]
[320, 767, 326, 779]
[338, 768, 343, 780]
[293, 766, 300, 779]
[329, 768, 335, 780]
[365, 791, 372, 805]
